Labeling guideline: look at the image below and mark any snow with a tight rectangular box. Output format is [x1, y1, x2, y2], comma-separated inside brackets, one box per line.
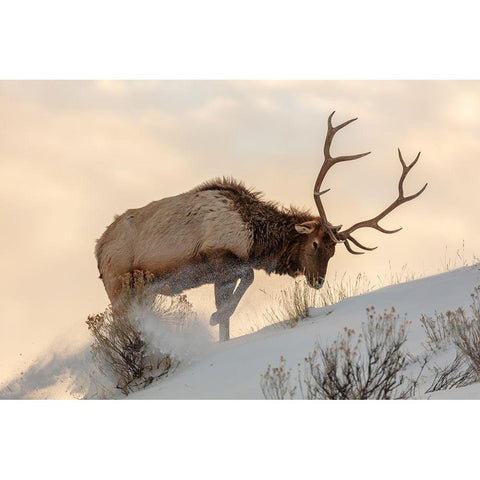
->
[2, 264, 479, 399]
[428, 382, 480, 399]
[131, 264, 480, 399]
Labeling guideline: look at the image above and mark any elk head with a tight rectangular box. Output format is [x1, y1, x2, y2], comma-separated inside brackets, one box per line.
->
[296, 111, 428, 289]
[293, 220, 338, 289]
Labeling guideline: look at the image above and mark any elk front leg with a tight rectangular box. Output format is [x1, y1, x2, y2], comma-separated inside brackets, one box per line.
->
[210, 266, 254, 341]
[212, 280, 237, 342]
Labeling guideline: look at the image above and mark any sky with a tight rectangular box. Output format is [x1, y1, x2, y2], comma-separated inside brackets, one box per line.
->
[1, 80, 479, 382]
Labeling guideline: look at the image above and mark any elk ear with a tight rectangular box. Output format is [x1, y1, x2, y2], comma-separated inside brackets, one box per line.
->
[294, 221, 317, 235]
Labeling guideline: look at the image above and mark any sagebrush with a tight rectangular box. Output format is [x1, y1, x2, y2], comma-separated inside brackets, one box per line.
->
[261, 307, 412, 399]
[260, 356, 296, 400]
[301, 308, 411, 399]
[87, 270, 195, 395]
[421, 285, 480, 392]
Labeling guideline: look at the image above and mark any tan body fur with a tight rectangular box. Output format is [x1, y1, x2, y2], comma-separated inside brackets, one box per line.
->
[96, 188, 253, 304]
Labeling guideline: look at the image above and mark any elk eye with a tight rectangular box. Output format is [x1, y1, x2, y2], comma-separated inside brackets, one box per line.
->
[313, 241, 318, 249]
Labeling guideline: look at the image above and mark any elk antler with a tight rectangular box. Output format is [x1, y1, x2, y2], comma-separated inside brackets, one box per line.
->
[314, 111, 370, 243]
[336, 149, 428, 254]
[314, 112, 428, 254]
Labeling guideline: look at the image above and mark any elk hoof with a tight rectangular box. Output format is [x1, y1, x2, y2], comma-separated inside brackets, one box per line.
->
[210, 311, 220, 326]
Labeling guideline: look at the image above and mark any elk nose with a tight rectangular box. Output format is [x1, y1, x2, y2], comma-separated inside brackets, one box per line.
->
[309, 277, 325, 289]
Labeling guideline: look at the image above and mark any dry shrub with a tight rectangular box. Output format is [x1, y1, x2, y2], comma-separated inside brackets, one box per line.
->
[301, 308, 410, 399]
[422, 285, 480, 392]
[261, 308, 412, 400]
[420, 311, 457, 353]
[451, 286, 480, 370]
[87, 270, 194, 395]
[260, 356, 296, 400]
[425, 353, 477, 393]
[86, 308, 173, 395]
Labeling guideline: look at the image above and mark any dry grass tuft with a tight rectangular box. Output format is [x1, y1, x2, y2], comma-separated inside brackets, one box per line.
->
[262, 280, 320, 328]
[263, 273, 374, 328]
[440, 241, 479, 272]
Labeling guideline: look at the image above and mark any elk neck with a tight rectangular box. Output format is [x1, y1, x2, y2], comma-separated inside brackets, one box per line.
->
[192, 177, 317, 276]
[248, 206, 316, 275]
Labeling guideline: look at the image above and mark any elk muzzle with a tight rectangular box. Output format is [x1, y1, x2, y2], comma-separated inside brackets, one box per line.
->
[307, 276, 325, 290]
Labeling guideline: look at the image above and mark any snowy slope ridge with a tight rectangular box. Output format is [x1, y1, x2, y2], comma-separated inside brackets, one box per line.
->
[2, 265, 479, 399]
[131, 265, 480, 399]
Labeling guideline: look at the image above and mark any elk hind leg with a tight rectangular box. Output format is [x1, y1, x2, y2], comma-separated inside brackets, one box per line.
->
[111, 270, 159, 311]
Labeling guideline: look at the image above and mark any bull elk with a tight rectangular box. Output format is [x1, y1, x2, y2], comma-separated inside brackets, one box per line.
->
[95, 112, 427, 341]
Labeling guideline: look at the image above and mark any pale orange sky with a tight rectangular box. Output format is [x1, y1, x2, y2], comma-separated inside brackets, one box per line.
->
[1, 80, 479, 382]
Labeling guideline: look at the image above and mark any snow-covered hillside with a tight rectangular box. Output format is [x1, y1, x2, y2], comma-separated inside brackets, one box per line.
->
[132, 264, 480, 399]
[2, 265, 479, 399]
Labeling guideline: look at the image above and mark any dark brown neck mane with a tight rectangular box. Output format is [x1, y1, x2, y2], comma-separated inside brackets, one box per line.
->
[192, 177, 316, 275]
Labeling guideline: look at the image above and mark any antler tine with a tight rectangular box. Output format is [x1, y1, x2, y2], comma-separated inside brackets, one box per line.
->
[346, 234, 378, 251]
[343, 239, 365, 255]
[338, 149, 427, 242]
[398, 149, 424, 198]
[314, 111, 371, 230]
[326, 228, 345, 244]
[324, 112, 361, 158]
